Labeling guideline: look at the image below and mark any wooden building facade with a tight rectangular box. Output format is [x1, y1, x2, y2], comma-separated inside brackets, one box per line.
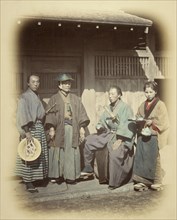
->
[15, 11, 171, 132]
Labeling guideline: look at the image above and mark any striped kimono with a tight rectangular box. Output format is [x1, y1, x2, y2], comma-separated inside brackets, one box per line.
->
[15, 88, 48, 182]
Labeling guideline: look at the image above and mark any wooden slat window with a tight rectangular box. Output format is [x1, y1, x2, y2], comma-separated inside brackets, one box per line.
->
[95, 55, 149, 78]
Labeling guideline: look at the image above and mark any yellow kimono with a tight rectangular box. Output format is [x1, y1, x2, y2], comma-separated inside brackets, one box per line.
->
[133, 97, 169, 185]
[137, 98, 169, 149]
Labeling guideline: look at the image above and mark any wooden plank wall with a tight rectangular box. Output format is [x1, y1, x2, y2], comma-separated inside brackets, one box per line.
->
[91, 52, 171, 130]
[95, 78, 146, 124]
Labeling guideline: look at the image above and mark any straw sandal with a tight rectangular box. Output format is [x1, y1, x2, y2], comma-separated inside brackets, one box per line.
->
[134, 183, 149, 192]
[150, 184, 164, 191]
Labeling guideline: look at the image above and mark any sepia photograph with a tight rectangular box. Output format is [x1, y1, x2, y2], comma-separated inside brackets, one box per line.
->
[1, 1, 176, 219]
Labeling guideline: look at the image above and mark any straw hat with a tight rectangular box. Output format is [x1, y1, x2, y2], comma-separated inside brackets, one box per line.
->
[18, 138, 41, 161]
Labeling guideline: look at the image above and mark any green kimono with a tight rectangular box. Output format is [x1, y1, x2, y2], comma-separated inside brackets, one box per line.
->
[84, 99, 136, 187]
[45, 90, 90, 180]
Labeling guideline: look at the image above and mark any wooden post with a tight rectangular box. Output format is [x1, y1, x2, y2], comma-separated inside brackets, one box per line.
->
[82, 38, 96, 133]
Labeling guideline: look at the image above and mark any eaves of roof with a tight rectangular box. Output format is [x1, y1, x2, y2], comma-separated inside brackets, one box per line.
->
[20, 10, 152, 27]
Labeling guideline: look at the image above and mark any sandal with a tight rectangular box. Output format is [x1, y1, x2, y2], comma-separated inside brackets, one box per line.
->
[26, 182, 38, 193]
[134, 183, 149, 192]
[150, 184, 164, 191]
[27, 188, 39, 193]
[108, 186, 118, 190]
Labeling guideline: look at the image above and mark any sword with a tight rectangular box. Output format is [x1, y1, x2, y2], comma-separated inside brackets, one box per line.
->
[103, 106, 119, 123]
[45, 103, 56, 114]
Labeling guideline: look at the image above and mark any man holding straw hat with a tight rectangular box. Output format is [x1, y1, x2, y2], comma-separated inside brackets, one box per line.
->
[15, 74, 48, 193]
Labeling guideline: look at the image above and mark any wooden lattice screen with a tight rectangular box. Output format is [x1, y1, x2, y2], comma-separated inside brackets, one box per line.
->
[95, 55, 149, 78]
[95, 55, 170, 79]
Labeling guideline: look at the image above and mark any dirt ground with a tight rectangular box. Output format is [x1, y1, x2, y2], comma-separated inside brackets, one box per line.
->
[3, 176, 175, 220]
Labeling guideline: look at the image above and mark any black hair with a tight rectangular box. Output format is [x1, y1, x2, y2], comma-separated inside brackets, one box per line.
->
[109, 85, 122, 96]
[143, 80, 158, 93]
[27, 74, 40, 83]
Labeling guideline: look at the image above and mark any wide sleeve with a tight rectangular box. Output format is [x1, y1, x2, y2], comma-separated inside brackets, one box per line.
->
[116, 105, 136, 140]
[153, 101, 170, 149]
[16, 97, 33, 134]
[78, 101, 90, 128]
[152, 102, 169, 133]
